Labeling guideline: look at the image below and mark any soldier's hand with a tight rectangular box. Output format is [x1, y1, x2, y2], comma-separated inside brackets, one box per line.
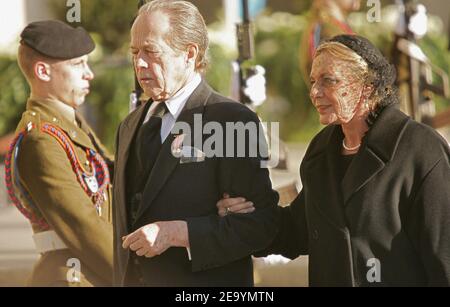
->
[122, 221, 189, 258]
[216, 193, 255, 217]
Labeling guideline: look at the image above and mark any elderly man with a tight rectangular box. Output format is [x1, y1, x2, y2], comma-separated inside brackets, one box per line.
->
[6, 20, 113, 286]
[114, 0, 278, 286]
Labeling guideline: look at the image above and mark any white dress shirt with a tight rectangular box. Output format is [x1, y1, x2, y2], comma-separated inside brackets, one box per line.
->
[142, 73, 202, 143]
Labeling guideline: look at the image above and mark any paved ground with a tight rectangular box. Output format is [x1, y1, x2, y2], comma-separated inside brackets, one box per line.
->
[0, 143, 308, 287]
[0, 205, 37, 286]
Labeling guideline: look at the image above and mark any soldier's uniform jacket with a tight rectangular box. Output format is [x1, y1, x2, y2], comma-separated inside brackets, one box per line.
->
[10, 99, 113, 286]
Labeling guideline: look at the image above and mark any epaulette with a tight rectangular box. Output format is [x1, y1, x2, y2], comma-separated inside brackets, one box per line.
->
[18, 110, 42, 135]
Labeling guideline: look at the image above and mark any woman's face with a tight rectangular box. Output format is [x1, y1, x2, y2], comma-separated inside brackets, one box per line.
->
[310, 52, 366, 125]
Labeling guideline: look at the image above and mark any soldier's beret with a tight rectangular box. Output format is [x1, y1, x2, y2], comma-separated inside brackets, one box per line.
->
[20, 20, 95, 60]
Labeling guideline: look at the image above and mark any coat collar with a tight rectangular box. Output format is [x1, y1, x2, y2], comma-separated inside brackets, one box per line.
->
[302, 106, 410, 228]
[364, 105, 411, 163]
[342, 105, 410, 204]
[301, 125, 348, 230]
[26, 99, 94, 149]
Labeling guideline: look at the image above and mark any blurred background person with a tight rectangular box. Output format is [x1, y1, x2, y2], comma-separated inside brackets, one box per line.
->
[299, 0, 360, 87]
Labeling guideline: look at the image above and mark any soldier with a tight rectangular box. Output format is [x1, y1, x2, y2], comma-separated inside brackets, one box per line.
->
[299, 0, 359, 87]
[5, 20, 113, 286]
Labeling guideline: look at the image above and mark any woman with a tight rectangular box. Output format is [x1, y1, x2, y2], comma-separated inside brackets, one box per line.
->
[218, 35, 450, 286]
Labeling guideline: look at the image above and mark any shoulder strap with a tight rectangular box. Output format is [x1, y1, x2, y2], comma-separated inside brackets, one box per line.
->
[5, 124, 50, 230]
[40, 123, 110, 215]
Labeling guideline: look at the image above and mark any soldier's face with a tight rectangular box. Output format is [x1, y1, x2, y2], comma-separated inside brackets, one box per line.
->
[310, 53, 365, 125]
[130, 11, 192, 101]
[50, 55, 94, 108]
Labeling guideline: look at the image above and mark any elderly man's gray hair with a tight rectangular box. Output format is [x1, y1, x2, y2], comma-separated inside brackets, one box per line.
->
[138, 0, 209, 73]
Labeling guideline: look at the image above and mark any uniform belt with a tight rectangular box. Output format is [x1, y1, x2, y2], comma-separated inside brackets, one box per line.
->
[33, 230, 68, 253]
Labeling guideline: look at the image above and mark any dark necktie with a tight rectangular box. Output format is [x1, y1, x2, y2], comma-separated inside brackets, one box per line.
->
[135, 102, 168, 185]
[127, 102, 168, 226]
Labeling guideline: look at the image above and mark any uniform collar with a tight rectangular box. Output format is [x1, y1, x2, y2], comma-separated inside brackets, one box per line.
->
[29, 96, 77, 125]
[26, 98, 94, 149]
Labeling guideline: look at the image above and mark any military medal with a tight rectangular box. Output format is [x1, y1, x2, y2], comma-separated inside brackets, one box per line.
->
[96, 204, 102, 217]
[83, 174, 99, 193]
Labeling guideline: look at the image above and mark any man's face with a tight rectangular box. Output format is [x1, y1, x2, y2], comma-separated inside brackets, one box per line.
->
[310, 52, 365, 125]
[50, 55, 94, 108]
[130, 11, 190, 101]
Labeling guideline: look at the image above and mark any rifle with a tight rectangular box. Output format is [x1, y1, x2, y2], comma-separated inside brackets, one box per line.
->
[392, 0, 450, 128]
[232, 0, 266, 106]
[236, 0, 254, 104]
[233, 1, 292, 176]
[129, 0, 147, 113]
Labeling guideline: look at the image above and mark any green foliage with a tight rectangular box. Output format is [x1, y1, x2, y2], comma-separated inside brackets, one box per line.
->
[204, 43, 233, 97]
[418, 34, 450, 112]
[350, 5, 450, 113]
[253, 12, 321, 142]
[86, 59, 134, 150]
[0, 56, 29, 136]
[50, 0, 139, 53]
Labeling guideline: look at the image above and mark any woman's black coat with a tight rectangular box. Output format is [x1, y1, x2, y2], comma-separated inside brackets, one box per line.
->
[266, 106, 450, 286]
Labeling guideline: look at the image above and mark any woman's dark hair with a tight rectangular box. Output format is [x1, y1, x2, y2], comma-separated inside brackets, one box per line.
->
[328, 35, 399, 126]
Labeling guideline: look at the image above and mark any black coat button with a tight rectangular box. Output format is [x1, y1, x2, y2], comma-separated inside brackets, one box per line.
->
[312, 229, 319, 240]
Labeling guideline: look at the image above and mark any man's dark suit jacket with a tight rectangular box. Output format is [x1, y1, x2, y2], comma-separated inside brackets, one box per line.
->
[113, 80, 279, 286]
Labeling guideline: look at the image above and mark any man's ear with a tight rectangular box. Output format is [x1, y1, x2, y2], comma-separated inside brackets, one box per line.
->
[186, 44, 199, 66]
[34, 61, 51, 82]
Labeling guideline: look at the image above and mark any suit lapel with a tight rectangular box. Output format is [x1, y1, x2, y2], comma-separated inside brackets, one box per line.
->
[118, 103, 151, 165]
[115, 104, 148, 285]
[134, 80, 212, 223]
[341, 146, 385, 205]
[115, 102, 151, 231]
[302, 106, 411, 228]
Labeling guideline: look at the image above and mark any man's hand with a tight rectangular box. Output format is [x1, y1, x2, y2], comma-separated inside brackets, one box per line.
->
[216, 193, 255, 217]
[122, 221, 189, 258]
